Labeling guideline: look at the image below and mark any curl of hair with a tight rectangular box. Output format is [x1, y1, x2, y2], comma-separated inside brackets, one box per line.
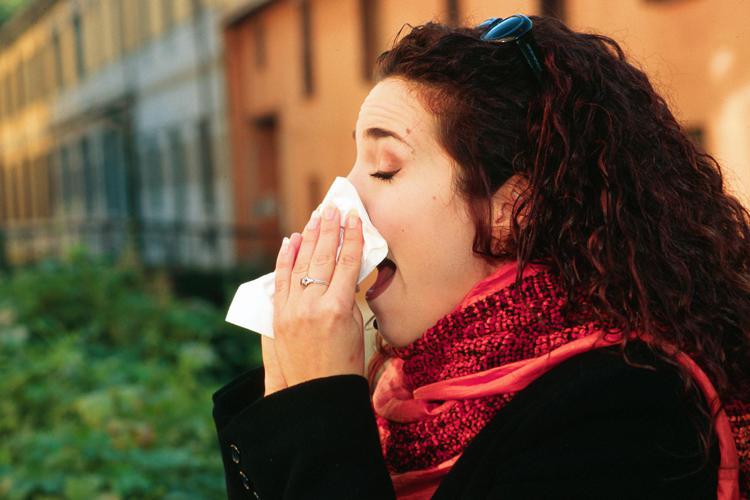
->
[365, 16, 750, 463]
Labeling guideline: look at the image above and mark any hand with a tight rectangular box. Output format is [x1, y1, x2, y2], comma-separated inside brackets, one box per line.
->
[271, 204, 365, 388]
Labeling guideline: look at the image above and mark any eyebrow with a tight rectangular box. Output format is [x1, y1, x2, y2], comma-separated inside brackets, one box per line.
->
[352, 127, 412, 149]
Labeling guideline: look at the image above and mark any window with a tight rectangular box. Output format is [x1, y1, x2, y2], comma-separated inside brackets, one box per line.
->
[45, 154, 56, 218]
[139, 0, 151, 42]
[31, 158, 43, 218]
[168, 128, 187, 218]
[0, 165, 5, 223]
[540, 0, 565, 20]
[446, 0, 460, 26]
[73, 13, 86, 79]
[300, 0, 314, 96]
[20, 160, 32, 220]
[162, 0, 175, 32]
[114, 0, 125, 56]
[16, 60, 25, 111]
[3, 75, 10, 115]
[144, 138, 165, 213]
[60, 146, 73, 215]
[52, 30, 64, 90]
[103, 130, 126, 216]
[0, 73, 4, 119]
[253, 17, 266, 68]
[80, 137, 96, 216]
[359, 0, 378, 81]
[9, 165, 20, 221]
[197, 118, 215, 215]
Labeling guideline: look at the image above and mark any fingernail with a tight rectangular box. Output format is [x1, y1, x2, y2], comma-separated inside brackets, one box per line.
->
[307, 209, 321, 230]
[347, 209, 360, 228]
[280, 236, 290, 255]
[323, 204, 337, 220]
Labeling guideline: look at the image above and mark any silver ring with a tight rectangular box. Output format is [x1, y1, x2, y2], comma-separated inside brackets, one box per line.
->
[300, 276, 330, 288]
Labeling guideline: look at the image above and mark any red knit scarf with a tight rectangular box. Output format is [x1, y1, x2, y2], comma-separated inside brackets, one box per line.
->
[371, 260, 750, 499]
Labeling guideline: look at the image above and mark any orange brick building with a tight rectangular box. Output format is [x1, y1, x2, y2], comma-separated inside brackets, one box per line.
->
[222, 0, 750, 268]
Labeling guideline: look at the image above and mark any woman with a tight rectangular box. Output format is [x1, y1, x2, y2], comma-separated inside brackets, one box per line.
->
[212, 14, 750, 499]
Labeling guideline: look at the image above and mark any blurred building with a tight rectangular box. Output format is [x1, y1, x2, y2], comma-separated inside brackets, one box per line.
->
[0, 0, 260, 268]
[222, 0, 750, 269]
[3, 0, 749, 271]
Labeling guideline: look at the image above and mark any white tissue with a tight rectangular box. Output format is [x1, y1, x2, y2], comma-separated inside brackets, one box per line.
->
[225, 176, 389, 337]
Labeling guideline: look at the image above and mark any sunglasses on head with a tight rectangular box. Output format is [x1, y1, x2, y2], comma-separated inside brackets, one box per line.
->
[476, 14, 544, 84]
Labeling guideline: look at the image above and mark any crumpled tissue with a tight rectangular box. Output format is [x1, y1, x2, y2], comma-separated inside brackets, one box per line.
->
[225, 176, 388, 338]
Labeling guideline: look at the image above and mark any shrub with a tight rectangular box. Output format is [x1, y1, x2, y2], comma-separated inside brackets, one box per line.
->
[0, 249, 263, 499]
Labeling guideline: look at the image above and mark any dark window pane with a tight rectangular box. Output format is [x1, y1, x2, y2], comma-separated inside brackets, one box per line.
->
[81, 137, 96, 215]
[162, 0, 175, 32]
[16, 60, 25, 110]
[22, 160, 33, 220]
[300, 0, 314, 96]
[540, 0, 565, 20]
[140, 0, 151, 42]
[169, 128, 187, 217]
[197, 118, 215, 215]
[446, 0, 459, 26]
[60, 146, 72, 215]
[9, 166, 19, 221]
[254, 18, 266, 68]
[45, 154, 56, 217]
[144, 138, 165, 212]
[0, 164, 5, 222]
[52, 31, 64, 90]
[103, 129, 126, 215]
[73, 13, 86, 79]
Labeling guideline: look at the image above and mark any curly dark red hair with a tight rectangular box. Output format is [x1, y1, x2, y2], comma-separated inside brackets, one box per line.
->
[365, 15, 750, 460]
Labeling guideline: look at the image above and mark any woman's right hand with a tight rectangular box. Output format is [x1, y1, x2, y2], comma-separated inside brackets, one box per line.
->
[262, 232, 303, 397]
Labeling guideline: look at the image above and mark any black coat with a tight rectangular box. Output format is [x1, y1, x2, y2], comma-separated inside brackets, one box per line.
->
[211, 342, 719, 499]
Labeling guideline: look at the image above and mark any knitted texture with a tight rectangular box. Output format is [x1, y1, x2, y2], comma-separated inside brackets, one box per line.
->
[726, 400, 750, 495]
[374, 266, 750, 499]
[376, 267, 611, 471]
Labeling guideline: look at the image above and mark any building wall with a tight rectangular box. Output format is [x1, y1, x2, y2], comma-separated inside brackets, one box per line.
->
[224, 0, 750, 254]
[0, 0, 247, 267]
[223, 0, 750, 353]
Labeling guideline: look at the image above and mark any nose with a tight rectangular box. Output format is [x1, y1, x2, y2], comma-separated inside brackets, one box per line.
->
[346, 168, 370, 215]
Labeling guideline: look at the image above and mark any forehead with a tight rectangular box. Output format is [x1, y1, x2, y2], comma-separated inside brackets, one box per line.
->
[356, 78, 434, 144]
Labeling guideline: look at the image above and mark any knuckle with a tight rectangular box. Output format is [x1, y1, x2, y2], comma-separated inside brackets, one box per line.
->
[345, 227, 362, 241]
[338, 252, 360, 267]
[273, 279, 288, 296]
[313, 252, 332, 266]
[321, 223, 338, 235]
[291, 261, 309, 277]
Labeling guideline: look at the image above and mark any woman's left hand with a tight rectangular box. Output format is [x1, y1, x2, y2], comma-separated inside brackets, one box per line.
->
[271, 204, 366, 388]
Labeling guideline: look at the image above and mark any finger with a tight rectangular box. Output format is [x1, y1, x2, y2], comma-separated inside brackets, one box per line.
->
[290, 207, 322, 298]
[273, 232, 302, 311]
[305, 204, 341, 296]
[329, 209, 363, 305]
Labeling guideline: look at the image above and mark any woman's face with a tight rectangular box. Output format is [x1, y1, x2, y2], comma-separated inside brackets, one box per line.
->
[347, 77, 514, 348]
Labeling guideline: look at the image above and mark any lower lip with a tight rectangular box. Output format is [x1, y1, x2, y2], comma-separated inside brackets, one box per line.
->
[366, 264, 396, 301]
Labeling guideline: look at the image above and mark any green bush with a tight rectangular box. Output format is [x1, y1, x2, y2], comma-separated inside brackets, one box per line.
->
[0, 249, 263, 499]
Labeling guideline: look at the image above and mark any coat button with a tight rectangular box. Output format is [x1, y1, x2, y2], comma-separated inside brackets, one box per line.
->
[229, 444, 240, 464]
[239, 470, 251, 490]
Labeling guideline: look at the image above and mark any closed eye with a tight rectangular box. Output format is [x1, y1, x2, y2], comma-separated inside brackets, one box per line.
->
[370, 171, 398, 183]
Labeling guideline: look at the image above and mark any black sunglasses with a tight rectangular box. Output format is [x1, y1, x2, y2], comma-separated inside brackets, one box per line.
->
[476, 14, 544, 84]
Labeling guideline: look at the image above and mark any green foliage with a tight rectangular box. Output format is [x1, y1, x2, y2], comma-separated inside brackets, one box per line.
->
[0, 249, 263, 499]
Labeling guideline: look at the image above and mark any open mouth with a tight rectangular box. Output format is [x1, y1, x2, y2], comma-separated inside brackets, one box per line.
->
[366, 257, 397, 301]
